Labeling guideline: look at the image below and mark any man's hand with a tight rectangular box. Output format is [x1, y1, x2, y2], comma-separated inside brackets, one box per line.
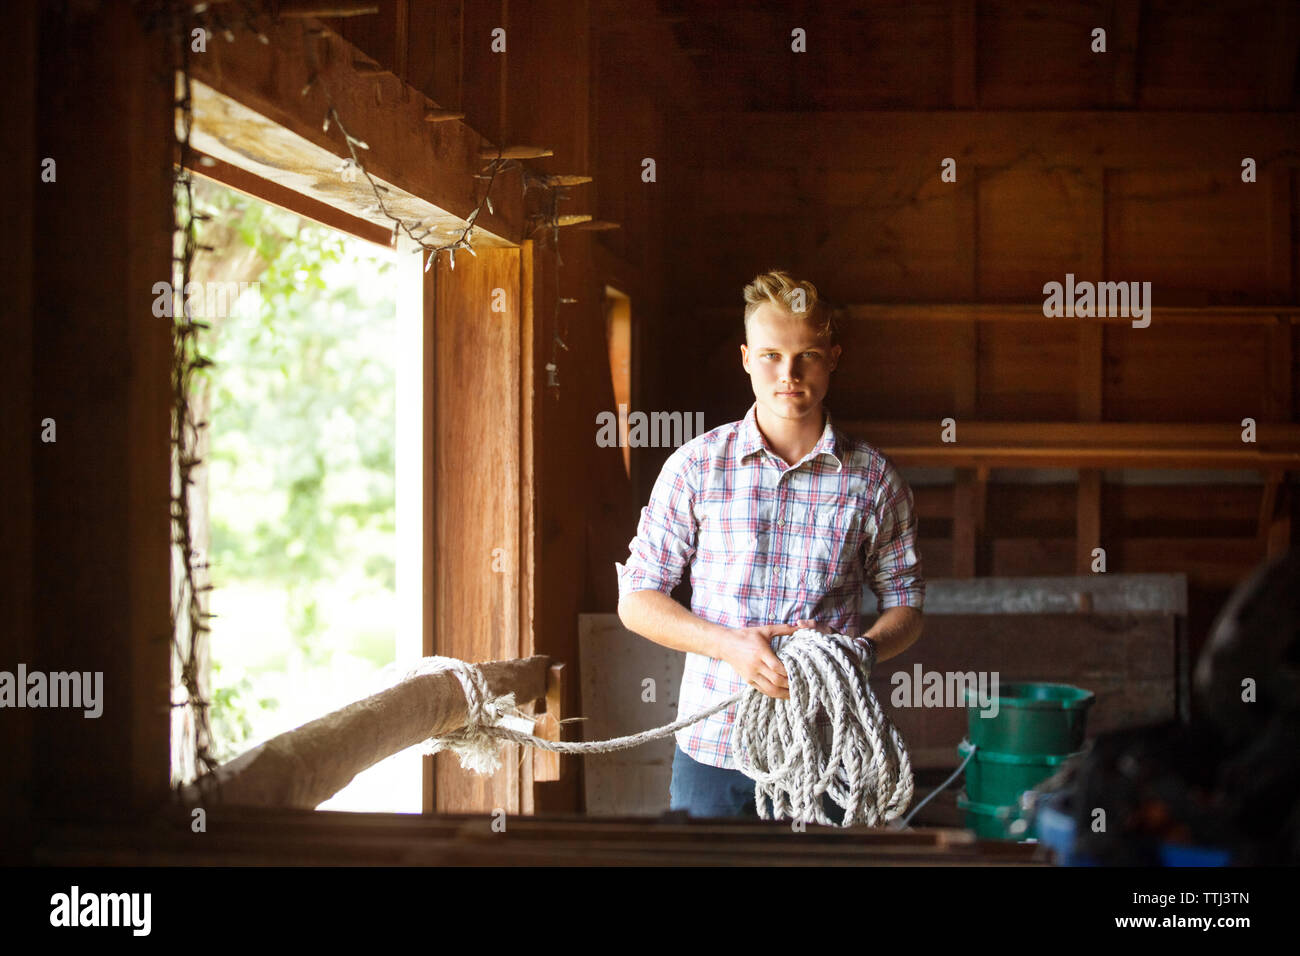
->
[795, 618, 854, 637]
[719, 624, 795, 699]
[796, 618, 876, 670]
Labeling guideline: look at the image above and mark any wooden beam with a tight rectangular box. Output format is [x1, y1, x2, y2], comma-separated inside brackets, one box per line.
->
[689, 111, 1300, 170]
[843, 421, 1300, 469]
[184, 656, 552, 810]
[699, 304, 1300, 326]
[188, 18, 523, 246]
[951, 466, 987, 578]
[188, 151, 395, 246]
[1076, 470, 1102, 575]
[432, 245, 529, 814]
[32, 0, 173, 822]
[34, 810, 1045, 867]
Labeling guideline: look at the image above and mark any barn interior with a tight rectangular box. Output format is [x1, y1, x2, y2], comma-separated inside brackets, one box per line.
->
[3, 0, 1299, 869]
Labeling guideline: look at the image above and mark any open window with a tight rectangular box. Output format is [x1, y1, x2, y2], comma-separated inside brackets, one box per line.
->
[175, 158, 426, 812]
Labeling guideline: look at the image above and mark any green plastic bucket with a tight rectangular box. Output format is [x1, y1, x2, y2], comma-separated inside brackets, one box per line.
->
[959, 738, 1083, 807]
[955, 791, 1020, 840]
[964, 682, 1094, 755]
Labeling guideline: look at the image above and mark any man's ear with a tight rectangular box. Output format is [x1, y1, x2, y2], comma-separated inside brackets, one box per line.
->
[830, 343, 842, 372]
[740, 342, 750, 373]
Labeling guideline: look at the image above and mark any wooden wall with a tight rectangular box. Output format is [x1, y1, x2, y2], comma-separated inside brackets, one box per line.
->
[648, 0, 1300, 671]
[3, 1, 175, 852]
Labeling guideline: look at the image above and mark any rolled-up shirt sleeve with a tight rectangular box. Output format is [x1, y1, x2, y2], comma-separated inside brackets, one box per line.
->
[866, 457, 926, 612]
[615, 445, 699, 599]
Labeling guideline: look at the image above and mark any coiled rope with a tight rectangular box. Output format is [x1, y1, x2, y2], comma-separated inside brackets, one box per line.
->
[405, 629, 913, 828]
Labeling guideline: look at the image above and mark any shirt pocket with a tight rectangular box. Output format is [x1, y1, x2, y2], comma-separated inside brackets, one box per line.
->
[809, 504, 864, 589]
[693, 494, 760, 564]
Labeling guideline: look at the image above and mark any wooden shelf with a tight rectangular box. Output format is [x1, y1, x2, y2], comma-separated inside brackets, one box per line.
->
[842, 303, 1300, 325]
[840, 421, 1300, 470]
[701, 304, 1300, 325]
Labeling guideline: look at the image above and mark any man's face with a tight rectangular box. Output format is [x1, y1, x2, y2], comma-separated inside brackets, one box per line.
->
[740, 302, 841, 426]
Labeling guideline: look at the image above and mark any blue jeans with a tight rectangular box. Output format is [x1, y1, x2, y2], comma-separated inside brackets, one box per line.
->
[668, 744, 844, 825]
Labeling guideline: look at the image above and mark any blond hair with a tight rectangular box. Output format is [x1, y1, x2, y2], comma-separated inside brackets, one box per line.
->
[742, 269, 837, 343]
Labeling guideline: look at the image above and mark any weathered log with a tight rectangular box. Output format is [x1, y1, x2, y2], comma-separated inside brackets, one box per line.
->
[182, 656, 551, 809]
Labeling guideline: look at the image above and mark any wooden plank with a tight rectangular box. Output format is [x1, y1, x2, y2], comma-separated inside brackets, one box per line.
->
[951, 0, 977, 108]
[188, 16, 523, 245]
[518, 239, 539, 812]
[31, 1, 173, 820]
[688, 111, 1300, 170]
[952, 320, 977, 418]
[461, 0, 506, 143]
[1117, 537, 1264, 589]
[977, 322, 1078, 420]
[507, 0, 591, 178]
[951, 468, 987, 578]
[189, 151, 394, 246]
[699, 304, 1300, 326]
[1078, 323, 1104, 420]
[1076, 470, 1102, 575]
[1265, 0, 1300, 109]
[1108, 0, 1142, 108]
[1109, 484, 1260, 538]
[1268, 168, 1295, 301]
[31, 810, 1045, 867]
[432, 245, 527, 814]
[977, 165, 1102, 300]
[845, 421, 1300, 469]
[0, 0, 37, 848]
[1267, 319, 1294, 421]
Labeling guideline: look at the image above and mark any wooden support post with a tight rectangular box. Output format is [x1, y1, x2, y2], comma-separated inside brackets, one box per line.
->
[1077, 469, 1103, 574]
[534, 663, 566, 783]
[952, 466, 987, 578]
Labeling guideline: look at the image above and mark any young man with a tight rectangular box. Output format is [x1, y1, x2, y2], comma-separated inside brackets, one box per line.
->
[615, 269, 926, 821]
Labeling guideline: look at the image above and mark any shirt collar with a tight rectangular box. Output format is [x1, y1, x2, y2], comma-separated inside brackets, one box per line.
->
[738, 401, 843, 470]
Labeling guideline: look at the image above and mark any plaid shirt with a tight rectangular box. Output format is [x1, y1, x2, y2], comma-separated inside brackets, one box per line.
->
[615, 401, 925, 769]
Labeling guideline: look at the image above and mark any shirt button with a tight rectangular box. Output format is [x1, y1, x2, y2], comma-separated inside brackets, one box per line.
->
[778, 518, 785, 526]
